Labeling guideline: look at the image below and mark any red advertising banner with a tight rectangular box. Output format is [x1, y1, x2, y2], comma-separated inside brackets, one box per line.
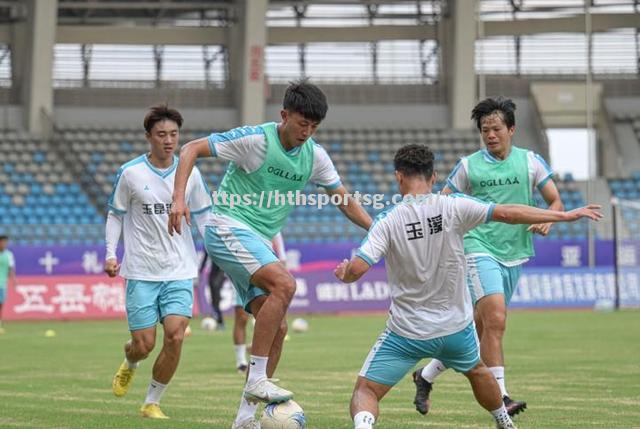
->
[5, 276, 127, 321]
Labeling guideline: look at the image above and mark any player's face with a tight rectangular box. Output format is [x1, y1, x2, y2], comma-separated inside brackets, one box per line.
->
[479, 113, 515, 159]
[146, 119, 179, 162]
[0, 239, 7, 251]
[280, 110, 320, 149]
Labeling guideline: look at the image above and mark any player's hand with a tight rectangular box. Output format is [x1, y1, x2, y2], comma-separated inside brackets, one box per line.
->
[104, 258, 120, 277]
[169, 197, 190, 236]
[565, 204, 603, 222]
[527, 222, 552, 236]
[334, 259, 349, 282]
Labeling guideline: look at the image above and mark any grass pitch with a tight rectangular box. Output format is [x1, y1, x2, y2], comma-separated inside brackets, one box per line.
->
[0, 310, 638, 428]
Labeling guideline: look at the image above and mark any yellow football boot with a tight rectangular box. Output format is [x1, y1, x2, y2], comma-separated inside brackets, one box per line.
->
[112, 361, 136, 397]
[140, 403, 169, 419]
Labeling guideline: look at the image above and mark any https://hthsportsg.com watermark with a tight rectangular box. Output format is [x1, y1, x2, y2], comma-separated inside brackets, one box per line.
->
[212, 189, 412, 210]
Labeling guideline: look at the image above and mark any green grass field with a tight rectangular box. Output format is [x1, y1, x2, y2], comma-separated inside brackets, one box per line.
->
[1, 310, 639, 429]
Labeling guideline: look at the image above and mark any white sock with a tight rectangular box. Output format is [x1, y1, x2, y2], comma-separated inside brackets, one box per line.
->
[235, 344, 248, 367]
[144, 379, 167, 404]
[353, 411, 375, 429]
[491, 405, 513, 428]
[421, 359, 447, 383]
[125, 357, 138, 369]
[246, 355, 268, 385]
[489, 366, 508, 397]
[234, 393, 259, 425]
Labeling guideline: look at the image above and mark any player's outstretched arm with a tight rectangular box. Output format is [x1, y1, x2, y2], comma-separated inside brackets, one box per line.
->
[527, 179, 565, 236]
[334, 257, 370, 283]
[169, 138, 212, 235]
[327, 185, 373, 230]
[492, 204, 602, 225]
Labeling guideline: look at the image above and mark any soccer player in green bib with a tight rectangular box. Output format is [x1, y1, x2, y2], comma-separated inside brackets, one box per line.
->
[169, 79, 373, 429]
[0, 235, 15, 334]
[415, 97, 564, 418]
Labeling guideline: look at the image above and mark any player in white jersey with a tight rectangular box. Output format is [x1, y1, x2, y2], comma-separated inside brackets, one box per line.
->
[334, 145, 602, 429]
[170, 80, 372, 429]
[105, 105, 212, 419]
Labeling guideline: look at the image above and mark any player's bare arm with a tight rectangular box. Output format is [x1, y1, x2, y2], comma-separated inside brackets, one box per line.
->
[327, 185, 373, 230]
[527, 179, 564, 236]
[169, 137, 211, 235]
[492, 204, 602, 225]
[334, 257, 370, 283]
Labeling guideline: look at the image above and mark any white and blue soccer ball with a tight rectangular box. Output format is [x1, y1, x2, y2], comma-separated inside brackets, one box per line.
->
[200, 317, 218, 331]
[261, 400, 306, 429]
[291, 318, 309, 333]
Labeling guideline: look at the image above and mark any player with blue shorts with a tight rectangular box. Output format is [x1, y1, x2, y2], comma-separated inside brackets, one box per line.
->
[0, 235, 15, 334]
[420, 97, 566, 416]
[232, 232, 286, 375]
[105, 105, 211, 419]
[169, 79, 373, 429]
[335, 145, 601, 429]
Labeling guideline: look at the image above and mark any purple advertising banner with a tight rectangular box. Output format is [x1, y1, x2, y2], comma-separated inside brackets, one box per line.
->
[6, 240, 640, 320]
[7, 240, 620, 276]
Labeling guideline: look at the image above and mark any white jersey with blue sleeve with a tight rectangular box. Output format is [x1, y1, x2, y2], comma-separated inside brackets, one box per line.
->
[108, 154, 212, 281]
[207, 124, 342, 189]
[447, 148, 553, 194]
[356, 193, 494, 340]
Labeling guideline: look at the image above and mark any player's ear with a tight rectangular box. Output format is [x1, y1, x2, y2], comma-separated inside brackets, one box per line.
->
[395, 170, 402, 185]
[280, 109, 288, 122]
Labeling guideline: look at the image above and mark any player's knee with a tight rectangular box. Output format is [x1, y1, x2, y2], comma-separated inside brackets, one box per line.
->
[483, 311, 506, 333]
[278, 320, 288, 337]
[463, 362, 487, 380]
[164, 328, 185, 348]
[269, 273, 296, 301]
[133, 337, 155, 358]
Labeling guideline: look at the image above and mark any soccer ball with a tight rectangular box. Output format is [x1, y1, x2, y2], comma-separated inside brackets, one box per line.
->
[291, 318, 308, 333]
[261, 400, 306, 429]
[200, 317, 218, 331]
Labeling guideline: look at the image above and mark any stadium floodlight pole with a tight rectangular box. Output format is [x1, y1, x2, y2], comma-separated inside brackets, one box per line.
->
[611, 197, 621, 311]
[585, 0, 596, 268]
[476, 0, 485, 103]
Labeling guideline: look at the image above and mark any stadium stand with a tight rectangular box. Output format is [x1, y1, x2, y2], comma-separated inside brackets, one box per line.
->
[0, 130, 103, 244]
[0, 125, 596, 244]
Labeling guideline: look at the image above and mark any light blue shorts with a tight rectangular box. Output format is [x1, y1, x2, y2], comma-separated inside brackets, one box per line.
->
[0, 287, 5, 304]
[360, 323, 480, 386]
[204, 225, 278, 313]
[125, 279, 193, 331]
[466, 256, 522, 306]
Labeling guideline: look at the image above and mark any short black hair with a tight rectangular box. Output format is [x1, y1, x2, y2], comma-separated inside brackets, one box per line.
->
[471, 96, 516, 130]
[394, 145, 434, 179]
[283, 79, 328, 122]
[144, 103, 184, 133]
[0, 235, 8, 240]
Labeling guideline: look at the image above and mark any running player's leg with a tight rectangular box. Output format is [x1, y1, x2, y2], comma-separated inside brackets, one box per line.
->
[354, 329, 422, 429]
[233, 303, 250, 373]
[137, 279, 192, 418]
[470, 256, 526, 415]
[437, 323, 516, 428]
[209, 265, 225, 327]
[204, 225, 293, 428]
[113, 279, 160, 398]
